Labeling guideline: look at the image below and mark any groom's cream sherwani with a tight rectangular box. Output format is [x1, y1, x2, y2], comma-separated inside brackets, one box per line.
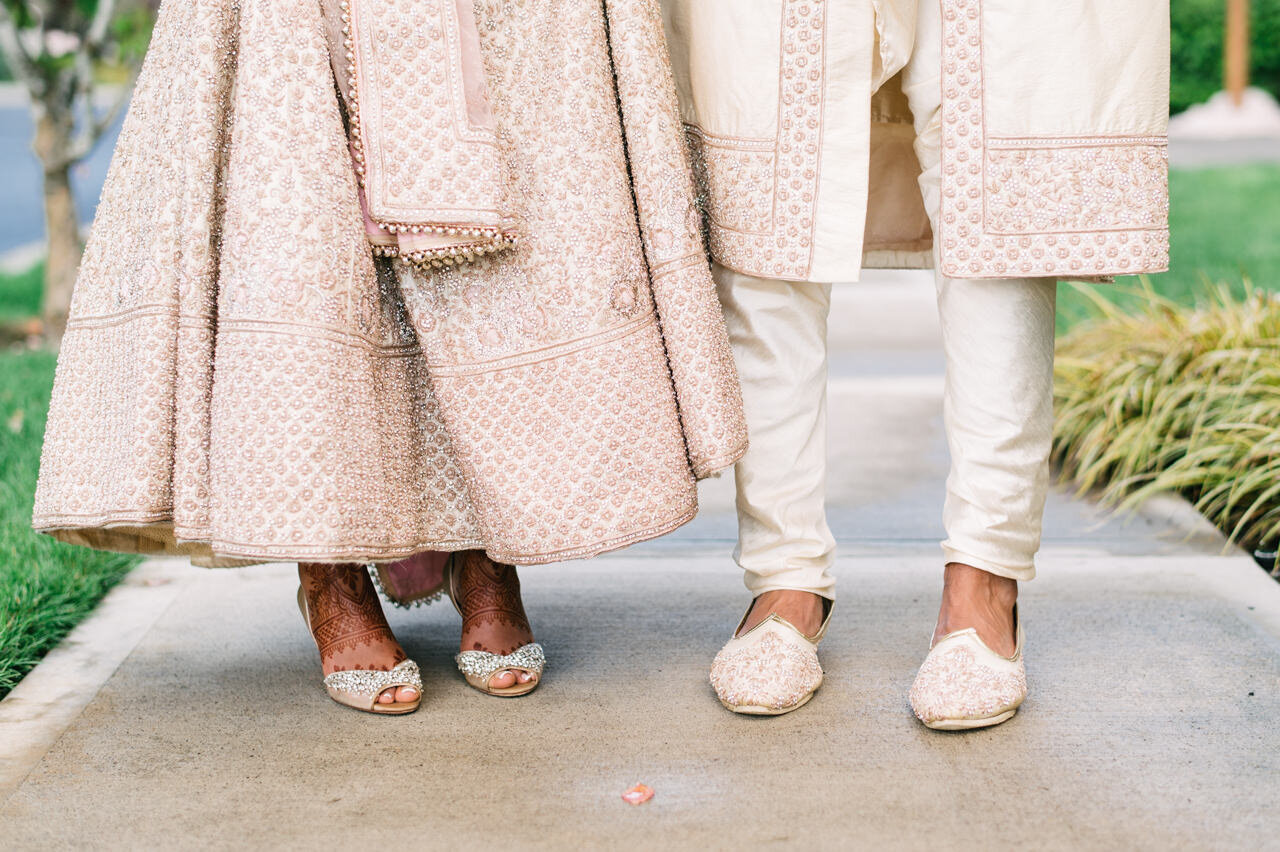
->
[662, 0, 1170, 283]
[660, 0, 1171, 602]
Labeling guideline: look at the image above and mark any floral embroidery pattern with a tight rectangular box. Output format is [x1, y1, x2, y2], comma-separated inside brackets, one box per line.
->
[346, 0, 513, 223]
[938, 0, 1170, 278]
[984, 143, 1170, 235]
[909, 641, 1026, 724]
[710, 629, 824, 712]
[687, 129, 776, 235]
[32, 0, 746, 566]
[686, 0, 827, 282]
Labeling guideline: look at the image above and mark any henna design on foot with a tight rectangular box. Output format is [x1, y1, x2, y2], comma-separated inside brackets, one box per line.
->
[301, 564, 407, 672]
[455, 552, 534, 656]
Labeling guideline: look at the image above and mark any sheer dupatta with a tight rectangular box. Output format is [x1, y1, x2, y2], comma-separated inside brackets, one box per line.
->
[371, 552, 451, 608]
[322, 0, 521, 268]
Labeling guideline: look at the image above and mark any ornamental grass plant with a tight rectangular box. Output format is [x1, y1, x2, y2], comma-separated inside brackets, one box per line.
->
[1053, 279, 1280, 556]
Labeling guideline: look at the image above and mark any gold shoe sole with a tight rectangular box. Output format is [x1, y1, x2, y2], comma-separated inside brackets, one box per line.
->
[325, 685, 419, 711]
[463, 673, 541, 697]
[325, 686, 421, 715]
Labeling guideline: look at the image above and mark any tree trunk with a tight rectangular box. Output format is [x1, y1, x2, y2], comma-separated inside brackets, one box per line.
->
[34, 109, 83, 346]
[1226, 0, 1251, 106]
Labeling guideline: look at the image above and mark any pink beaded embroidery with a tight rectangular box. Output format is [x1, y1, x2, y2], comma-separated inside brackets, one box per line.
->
[710, 630, 824, 711]
[909, 642, 1027, 724]
[937, 0, 1170, 279]
[686, 0, 826, 282]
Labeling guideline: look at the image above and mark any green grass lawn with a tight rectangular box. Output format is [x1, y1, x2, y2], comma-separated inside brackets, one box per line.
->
[0, 349, 139, 699]
[1058, 164, 1280, 331]
[0, 262, 41, 326]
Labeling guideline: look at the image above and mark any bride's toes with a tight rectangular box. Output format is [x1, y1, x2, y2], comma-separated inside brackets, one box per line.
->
[516, 671, 534, 684]
[395, 685, 419, 704]
[489, 670, 518, 690]
[377, 689, 396, 704]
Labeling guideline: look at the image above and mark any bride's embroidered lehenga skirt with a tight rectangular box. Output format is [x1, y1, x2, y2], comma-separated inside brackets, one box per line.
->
[32, 0, 746, 567]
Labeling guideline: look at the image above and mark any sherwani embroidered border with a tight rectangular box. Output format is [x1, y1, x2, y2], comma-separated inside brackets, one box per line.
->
[663, 0, 1171, 282]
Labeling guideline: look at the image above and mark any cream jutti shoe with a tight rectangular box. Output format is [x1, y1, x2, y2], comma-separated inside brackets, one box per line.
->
[710, 600, 833, 715]
[909, 606, 1026, 730]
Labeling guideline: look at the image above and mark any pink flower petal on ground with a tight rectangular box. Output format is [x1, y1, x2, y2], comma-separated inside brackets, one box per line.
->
[621, 783, 654, 805]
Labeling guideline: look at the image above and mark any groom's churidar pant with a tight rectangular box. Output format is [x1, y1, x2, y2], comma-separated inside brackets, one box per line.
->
[721, 1, 1056, 600]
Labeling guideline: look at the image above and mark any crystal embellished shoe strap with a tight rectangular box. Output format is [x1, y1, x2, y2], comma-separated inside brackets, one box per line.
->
[323, 659, 422, 699]
[455, 643, 546, 680]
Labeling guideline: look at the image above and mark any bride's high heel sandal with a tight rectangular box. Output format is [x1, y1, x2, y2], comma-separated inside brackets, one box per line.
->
[296, 586, 423, 715]
[445, 553, 545, 697]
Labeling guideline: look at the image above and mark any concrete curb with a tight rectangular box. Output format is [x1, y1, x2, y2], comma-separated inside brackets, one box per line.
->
[1196, 550, 1280, 640]
[0, 558, 191, 807]
[1131, 492, 1234, 551]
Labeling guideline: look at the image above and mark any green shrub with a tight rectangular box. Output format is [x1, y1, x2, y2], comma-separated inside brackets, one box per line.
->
[1054, 280, 1280, 553]
[1172, 0, 1280, 113]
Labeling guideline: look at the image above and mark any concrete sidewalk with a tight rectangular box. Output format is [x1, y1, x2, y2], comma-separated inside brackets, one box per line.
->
[2, 274, 1278, 849]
